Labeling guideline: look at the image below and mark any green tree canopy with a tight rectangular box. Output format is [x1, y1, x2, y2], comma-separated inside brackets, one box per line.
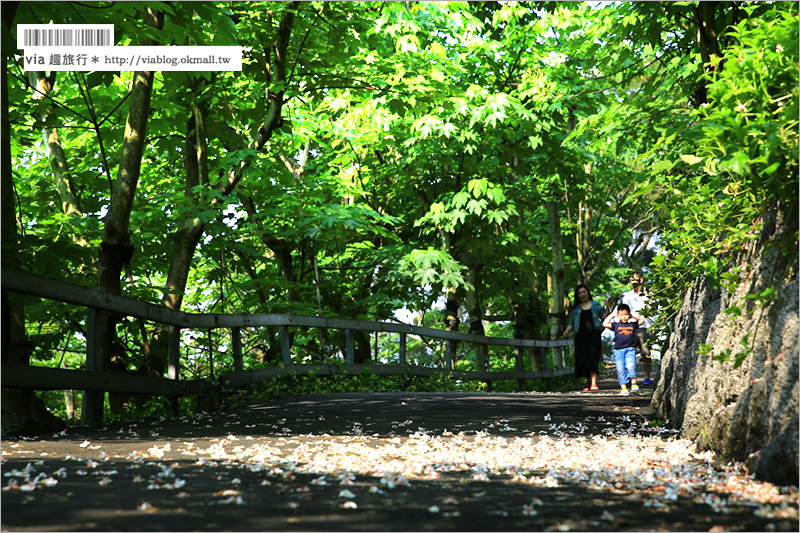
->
[3, 1, 797, 406]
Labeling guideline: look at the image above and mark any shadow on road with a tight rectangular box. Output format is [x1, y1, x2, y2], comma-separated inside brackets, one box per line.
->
[2, 364, 797, 531]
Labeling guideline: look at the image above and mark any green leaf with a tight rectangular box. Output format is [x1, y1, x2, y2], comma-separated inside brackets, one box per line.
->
[468, 179, 488, 197]
[680, 154, 703, 165]
[430, 42, 447, 58]
[452, 191, 470, 209]
[621, 182, 655, 206]
[723, 305, 743, 317]
[652, 160, 675, 172]
[718, 152, 750, 175]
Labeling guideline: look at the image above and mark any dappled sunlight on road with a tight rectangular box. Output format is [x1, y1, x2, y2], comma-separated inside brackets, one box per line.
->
[2, 403, 797, 531]
[162, 414, 796, 521]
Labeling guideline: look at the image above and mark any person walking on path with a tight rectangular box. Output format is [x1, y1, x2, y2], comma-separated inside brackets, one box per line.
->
[602, 303, 646, 396]
[562, 284, 604, 391]
[619, 272, 654, 384]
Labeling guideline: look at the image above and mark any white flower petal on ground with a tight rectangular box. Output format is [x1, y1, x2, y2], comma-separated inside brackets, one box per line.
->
[522, 505, 538, 516]
[218, 496, 246, 505]
[3, 410, 793, 527]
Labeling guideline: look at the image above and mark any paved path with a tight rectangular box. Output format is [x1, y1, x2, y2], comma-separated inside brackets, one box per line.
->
[2, 365, 797, 531]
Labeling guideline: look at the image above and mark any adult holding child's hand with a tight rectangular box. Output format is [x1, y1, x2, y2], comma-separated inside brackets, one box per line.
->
[562, 284, 604, 391]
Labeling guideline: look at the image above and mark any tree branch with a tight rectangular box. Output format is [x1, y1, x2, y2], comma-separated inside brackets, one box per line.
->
[497, 36, 527, 93]
[73, 72, 114, 194]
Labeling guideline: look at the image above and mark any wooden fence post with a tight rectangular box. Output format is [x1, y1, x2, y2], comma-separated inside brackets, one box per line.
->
[399, 333, 407, 365]
[541, 346, 551, 391]
[345, 329, 354, 364]
[168, 326, 181, 379]
[232, 327, 243, 372]
[279, 325, 291, 365]
[82, 307, 102, 426]
[484, 343, 492, 392]
[168, 325, 181, 414]
[206, 329, 214, 378]
[1, 268, 581, 412]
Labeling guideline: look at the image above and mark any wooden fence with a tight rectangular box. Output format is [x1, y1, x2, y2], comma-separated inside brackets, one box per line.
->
[1, 267, 574, 424]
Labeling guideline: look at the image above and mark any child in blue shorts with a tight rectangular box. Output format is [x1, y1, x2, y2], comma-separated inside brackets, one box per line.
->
[602, 303, 646, 396]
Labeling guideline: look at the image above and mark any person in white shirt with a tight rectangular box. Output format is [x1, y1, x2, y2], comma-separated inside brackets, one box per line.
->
[619, 272, 653, 384]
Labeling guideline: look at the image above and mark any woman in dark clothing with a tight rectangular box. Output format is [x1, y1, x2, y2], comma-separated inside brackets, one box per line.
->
[562, 284, 604, 390]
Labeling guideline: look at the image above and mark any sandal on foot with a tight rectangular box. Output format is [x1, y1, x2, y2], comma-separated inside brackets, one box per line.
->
[590, 384, 599, 390]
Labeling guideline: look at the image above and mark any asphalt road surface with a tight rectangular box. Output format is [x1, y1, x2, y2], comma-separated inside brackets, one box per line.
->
[2, 369, 798, 531]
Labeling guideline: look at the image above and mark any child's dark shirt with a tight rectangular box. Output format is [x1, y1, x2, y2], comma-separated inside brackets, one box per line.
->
[611, 320, 638, 349]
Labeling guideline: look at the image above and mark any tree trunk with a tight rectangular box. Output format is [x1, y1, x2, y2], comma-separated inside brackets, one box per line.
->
[444, 285, 460, 366]
[575, 200, 591, 283]
[157, 2, 298, 313]
[1, 6, 65, 434]
[509, 215, 547, 372]
[27, 70, 91, 414]
[440, 226, 461, 364]
[546, 200, 566, 341]
[692, 2, 722, 106]
[1, 14, 27, 362]
[241, 195, 298, 304]
[513, 291, 546, 372]
[145, 82, 213, 378]
[353, 329, 371, 365]
[88, 8, 164, 425]
[29, 72, 85, 218]
[464, 261, 488, 372]
[148, 6, 299, 376]
[160, 78, 212, 307]
[240, 259, 282, 366]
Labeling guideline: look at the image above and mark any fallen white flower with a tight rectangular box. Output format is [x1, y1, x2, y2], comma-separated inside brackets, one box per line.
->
[218, 496, 246, 505]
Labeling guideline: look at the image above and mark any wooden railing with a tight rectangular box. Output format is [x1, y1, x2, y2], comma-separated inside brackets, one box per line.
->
[1, 267, 574, 424]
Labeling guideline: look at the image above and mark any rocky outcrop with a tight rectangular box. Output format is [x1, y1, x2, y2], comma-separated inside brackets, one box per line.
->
[651, 202, 798, 486]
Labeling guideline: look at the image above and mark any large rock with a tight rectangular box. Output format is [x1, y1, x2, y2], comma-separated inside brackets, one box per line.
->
[651, 203, 798, 486]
